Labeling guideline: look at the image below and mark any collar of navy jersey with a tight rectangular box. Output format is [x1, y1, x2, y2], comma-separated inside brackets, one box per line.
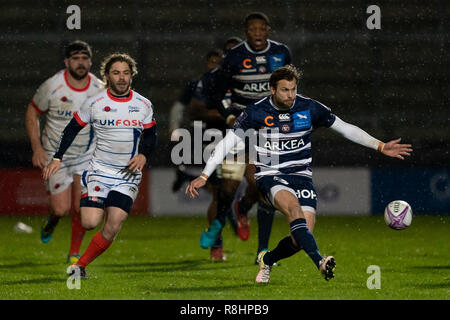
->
[244, 40, 271, 54]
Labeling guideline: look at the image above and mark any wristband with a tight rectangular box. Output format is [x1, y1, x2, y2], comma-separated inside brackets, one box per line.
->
[199, 173, 209, 181]
[52, 157, 62, 162]
[377, 142, 385, 152]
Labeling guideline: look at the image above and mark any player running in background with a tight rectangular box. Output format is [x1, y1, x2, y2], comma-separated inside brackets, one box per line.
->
[201, 12, 292, 263]
[25, 40, 103, 263]
[43, 53, 157, 278]
[170, 49, 223, 192]
[188, 37, 243, 261]
[186, 64, 412, 283]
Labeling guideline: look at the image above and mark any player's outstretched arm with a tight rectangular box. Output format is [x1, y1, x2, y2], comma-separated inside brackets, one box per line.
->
[330, 117, 412, 160]
[186, 130, 242, 199]
[380, 138, 412, 160]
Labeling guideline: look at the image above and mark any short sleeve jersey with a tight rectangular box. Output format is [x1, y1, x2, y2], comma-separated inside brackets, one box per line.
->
[233, 94, 336, 179]
[218, 40, 292, 110]
[31, 70, 104, 158]
[74, 89, 155, 174]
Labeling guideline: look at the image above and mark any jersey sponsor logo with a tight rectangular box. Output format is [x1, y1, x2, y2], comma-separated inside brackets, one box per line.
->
[279, 113, 290, 121]
[240, 68, 257, 73]
[128, 106, 140, 113]
[264, 116, 274, 127]
[99, 119, 143, 127]
[258, 66, 267, 73]
[269, 54, 285, 72]
[242, 82, 270, 93]
[61, 96, 69, 102]
[263, 138, 305, 151]
[294, 189, 317, 200]
[256, 56, 267, 64]
[243, 58, 253, 69]
[57, 110, 73, 117]
[293, 110, 311, 130]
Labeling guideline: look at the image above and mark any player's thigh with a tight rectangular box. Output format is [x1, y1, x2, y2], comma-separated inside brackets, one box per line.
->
[49, 187, 72, 216]
[272, 189, 305, 222]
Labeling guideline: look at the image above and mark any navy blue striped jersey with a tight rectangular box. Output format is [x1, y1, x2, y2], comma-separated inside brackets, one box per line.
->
[212, 40, 291, 116]
[193, 68, 219, 109]
[233, 94, 336, 179]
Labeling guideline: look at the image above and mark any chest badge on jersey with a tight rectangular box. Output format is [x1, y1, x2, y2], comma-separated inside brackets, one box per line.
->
[269, 54, 285, 72]
[293, 110, 311, 130]
[281, 124, 290, 133]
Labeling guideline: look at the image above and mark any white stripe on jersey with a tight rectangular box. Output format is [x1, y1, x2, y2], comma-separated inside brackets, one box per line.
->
[260, 129, 312, 139]
[254, 158, 312, 169]
[232, 74, 271, 82]
[254, 169, 313, 178]
[255, 142, 311, 156]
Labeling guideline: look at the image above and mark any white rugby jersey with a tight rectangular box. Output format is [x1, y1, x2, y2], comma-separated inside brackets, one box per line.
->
[74, 89, 156, 174]
[31, 70, 104, 158]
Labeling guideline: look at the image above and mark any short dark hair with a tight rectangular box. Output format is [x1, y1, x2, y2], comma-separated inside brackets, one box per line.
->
[244, 12, 270, 28]
[269, 65, 302, 89]
[100, 53, 138, 84]
[224, 36, 243, 50]
[65, 40, 92, 58]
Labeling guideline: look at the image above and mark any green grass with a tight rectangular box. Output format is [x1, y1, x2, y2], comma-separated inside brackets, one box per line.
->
[0, 215, 449, 300]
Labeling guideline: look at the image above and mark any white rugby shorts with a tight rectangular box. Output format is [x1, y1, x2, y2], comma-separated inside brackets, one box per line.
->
[80, 168, 141, 202]
[46, 152, 91, 195]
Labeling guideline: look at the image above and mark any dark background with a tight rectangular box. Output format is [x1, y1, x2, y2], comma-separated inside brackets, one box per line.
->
[0, 0, 448, 168]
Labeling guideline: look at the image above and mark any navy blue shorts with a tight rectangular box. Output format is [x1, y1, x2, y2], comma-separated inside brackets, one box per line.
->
[256, 175, 318, 213]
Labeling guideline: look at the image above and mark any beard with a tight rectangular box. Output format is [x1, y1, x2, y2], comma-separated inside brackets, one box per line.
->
[273, 95, 294, 110]
[68, 65, 89, 80]
[109, 81, 131, 96]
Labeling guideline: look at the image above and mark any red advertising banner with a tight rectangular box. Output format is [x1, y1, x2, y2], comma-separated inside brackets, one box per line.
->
[0, 169, 150, 215]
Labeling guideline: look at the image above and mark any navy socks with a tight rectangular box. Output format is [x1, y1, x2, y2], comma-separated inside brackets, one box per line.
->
[263, 235, 301, 266]
[289, 218, 323, 268]
[256, 201, 274, 253]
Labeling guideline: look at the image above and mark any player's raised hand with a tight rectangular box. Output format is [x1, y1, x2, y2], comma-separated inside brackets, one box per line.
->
[185, 176, 207, 199]
[32, 146, 48, 169]
[42, 159, 62, 180]
[381, 138, 413, 160]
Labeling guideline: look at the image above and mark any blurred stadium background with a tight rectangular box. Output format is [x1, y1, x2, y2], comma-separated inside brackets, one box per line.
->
[0, 1, 448, 216]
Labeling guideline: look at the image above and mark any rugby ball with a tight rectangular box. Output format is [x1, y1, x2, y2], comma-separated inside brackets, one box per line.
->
[384, 200, 413, 230]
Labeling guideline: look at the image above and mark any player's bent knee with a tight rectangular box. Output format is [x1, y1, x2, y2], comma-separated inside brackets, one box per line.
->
[82, 221, 98, 231]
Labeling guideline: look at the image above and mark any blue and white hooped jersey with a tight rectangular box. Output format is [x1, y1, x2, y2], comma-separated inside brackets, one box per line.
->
[233, 94, 336, 179]
[217, 40, 291, 109]
[74, 89, 155, 174]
